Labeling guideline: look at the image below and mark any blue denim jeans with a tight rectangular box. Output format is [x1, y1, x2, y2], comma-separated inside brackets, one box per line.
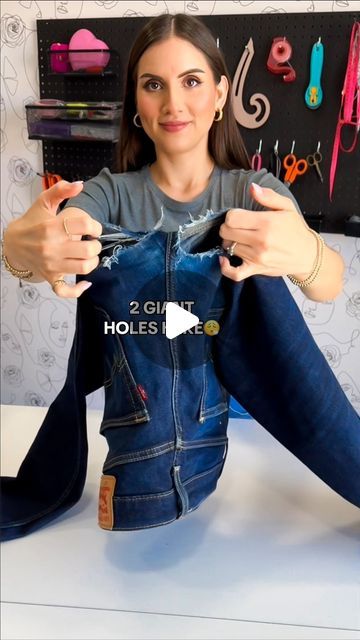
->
[1, 210, 359, 541]
[214, 274, 360, 509]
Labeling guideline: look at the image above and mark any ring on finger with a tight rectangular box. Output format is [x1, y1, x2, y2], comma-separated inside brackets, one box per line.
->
[52, 278, 66, 293]
[227, 241, 238, 257]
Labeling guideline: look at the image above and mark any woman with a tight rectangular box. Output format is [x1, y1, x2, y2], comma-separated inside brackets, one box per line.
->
[2, 15, 359, 542]
[2, 13, 344, 302]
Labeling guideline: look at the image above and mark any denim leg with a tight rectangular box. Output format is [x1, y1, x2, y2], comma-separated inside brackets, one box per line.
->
[0, 291, 105, 541]
[214, 275, 360, 509]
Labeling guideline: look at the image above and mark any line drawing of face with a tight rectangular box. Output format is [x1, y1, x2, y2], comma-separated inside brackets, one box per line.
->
[338, 371, 360, 408]
[38, 299, 75, 356]
[346, 290, 360, 320]
[1, 323, 22, 357]
[302, 298, 334, 324]
[50, 316, 69, 347]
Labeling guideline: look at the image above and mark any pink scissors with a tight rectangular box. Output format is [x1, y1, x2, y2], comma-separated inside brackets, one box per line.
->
[283, 141, 308, 187]
[251, 139, 262, 171]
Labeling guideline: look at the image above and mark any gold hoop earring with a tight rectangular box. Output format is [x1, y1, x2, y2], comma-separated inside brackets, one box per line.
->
[133, 113, 142, 128]
[214, 108, 223, 122]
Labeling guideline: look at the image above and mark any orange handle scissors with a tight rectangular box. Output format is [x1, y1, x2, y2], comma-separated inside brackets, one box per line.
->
[283, 141, 308, 187]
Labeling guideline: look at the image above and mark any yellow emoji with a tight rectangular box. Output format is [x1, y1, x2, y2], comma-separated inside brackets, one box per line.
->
[204, 320, 220, 336]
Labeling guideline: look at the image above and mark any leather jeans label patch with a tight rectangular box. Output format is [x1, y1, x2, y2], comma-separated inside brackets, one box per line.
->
[98, 475, 116, 529]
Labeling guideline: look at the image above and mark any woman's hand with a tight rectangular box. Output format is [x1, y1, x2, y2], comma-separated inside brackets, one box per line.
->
[219, 182, 317, 282]
[2, 180, 103, 298]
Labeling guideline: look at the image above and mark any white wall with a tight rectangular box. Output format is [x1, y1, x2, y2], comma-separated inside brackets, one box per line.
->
[1, 0, 359, 412]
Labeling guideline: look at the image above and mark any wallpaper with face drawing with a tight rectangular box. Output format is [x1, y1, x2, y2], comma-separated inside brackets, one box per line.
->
[1, 0, 359, 414]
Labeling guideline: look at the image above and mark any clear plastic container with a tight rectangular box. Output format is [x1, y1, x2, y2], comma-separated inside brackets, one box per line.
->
[47, 48, 118, 76]
[26, 100, 122, 141]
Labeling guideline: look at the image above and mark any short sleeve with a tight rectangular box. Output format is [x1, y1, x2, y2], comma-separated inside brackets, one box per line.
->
[63, 167, 120, 224]
[244, 169, 303, 216]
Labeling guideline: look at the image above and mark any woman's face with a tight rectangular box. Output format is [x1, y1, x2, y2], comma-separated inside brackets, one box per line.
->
[135, 36, 228, 157]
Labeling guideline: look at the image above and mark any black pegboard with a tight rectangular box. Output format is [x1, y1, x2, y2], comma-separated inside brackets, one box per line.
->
[36, 11, 360, 233]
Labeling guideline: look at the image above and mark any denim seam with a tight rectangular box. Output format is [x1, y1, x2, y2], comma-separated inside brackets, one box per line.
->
[173, 465, 189, 514]
[183, 459, 225, 487]
[1, 436, 84, 528]
[1, 401, 85, 528]
[167, 234, 182, 463]
[180, 437, 228, 449]
[1, 473, 82, 529]
[106, 440, 174, 461]
[105, 437, 228, 469]
[201, 401, 229, 420]
[114, 488, 175, 502]
[100, 412, 150, 429]
[118, 356, 142, 417]
[111, 516, 177, 530]
[93, 303, 147, 417]
[199, 363, 207, 421]
[103, 356, 148, 420]
[103, 359, 119, 388]
[104, 443, 174, 469]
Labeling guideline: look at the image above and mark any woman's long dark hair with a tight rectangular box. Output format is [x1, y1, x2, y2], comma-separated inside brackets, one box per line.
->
[116, 13, 250, 173]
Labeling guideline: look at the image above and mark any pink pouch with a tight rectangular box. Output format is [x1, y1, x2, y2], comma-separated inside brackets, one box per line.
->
[68, 29, 110, 72]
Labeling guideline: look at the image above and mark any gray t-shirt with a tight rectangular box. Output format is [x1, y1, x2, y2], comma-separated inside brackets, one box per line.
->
[64, 164, 302, 232]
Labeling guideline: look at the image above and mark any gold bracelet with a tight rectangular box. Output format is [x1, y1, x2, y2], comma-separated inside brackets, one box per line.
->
[1, 238, 33, 280]
[287, 228, 325, 289]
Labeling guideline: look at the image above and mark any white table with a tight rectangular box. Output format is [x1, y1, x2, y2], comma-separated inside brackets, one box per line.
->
[1, 404, 359, 640]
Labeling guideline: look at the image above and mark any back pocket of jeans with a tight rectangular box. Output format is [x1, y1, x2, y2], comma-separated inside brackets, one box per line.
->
[198, 359, 229, 423]
[94, 305, 150, 427]
[198, 306, 228, 422]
